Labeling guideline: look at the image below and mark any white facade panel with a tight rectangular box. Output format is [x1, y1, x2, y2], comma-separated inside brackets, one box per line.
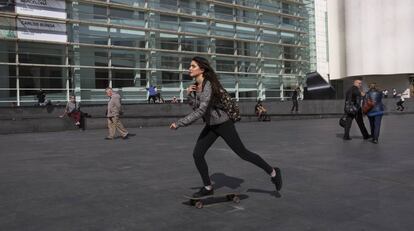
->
[17, 19, 67, 42]
[314, 0, 329, 80]
[344, 0, 414, 76]
[16, 0, 66, 19]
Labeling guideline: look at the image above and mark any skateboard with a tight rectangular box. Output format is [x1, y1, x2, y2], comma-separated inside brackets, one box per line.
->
[183, 193, 240, 209]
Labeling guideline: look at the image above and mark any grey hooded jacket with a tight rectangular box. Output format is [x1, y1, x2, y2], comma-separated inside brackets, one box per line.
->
[176, 81, 229, 128]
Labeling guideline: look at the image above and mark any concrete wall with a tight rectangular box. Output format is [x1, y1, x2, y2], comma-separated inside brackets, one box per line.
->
[314, 0, 330, 80]
[1, 100, 413, 134]
[326, 0, 347, 80]
[344, 0, 414, 76]
[328, 0, 414, 79]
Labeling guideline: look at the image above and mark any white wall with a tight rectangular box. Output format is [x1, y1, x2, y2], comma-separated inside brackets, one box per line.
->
[344, 0, 414, 76]
[314, 0, 330, 80]
[326, 0, 346, 80]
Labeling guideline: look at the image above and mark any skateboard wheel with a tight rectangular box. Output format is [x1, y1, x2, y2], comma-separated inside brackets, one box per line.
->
[195, 201, 203, 209]
[233, 196, 240, 204]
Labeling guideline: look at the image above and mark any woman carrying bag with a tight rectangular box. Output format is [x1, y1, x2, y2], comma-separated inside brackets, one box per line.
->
[364, 83, 385, 144]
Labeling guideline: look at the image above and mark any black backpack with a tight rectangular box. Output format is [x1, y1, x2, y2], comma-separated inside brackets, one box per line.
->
[215, 88, 241, 122]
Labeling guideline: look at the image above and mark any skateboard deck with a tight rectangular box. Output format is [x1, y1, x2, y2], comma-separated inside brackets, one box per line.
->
[183, 193, 240, 208]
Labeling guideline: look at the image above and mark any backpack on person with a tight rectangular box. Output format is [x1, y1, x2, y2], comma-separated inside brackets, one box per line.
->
[215, 88, 241, 122]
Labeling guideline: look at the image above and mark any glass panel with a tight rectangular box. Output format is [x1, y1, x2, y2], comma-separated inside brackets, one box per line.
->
[236, 41, 256, 57]
[19, 42, 65, 65]
[239, 72, 258, 100]
[263, 13, 280, 28]
[156, 0, 178, 12]
[78, 24, 108, 45]
[157, 14, 179, 31]
[110, 0, 146, 8]
[263, 29, 278, 42]
[239, 74, 258, 88]
[19, 90, 67, 106]
[110, 8, 145, 27]
[0, 64, 16, 105]
[0, 40, 16, 63]
[80, 67, 108, 91]
[158, 33, 178, 50]
[263, 59, 282, 74]
[0, 17, 16, 39]
[161, 71, 180, 88]
[215, 5, 233, 20]
[263, 44, 280, 58]
[236, 59, 255, 73]
[236, 25, 255, 40]
[111, 28, 146, 48]
[216, 39, 234, 55]
[180, 0, 208, 16]
[112, 69, 135, 88]
[78, 3, 107, 23]
[214, 23, 234, 37]
[218, 73, 236, 90]
[261, 1, 281, 12]
[79, 47, 108, 67]
[0, 0, 15, 12]
[181, 19, 208, 35]
[112, 49, 146, 69]
[216, 58, 235, 72]
[235, 9, 256, 24]
[160, 55, 179, 70]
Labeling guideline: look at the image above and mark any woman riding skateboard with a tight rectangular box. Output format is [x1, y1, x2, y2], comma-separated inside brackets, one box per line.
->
[169, 56, 282, 198]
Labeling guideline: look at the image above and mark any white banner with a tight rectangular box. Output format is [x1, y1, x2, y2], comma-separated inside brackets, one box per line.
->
[16, 0, 66, 19]
[17, 19, 67, 42]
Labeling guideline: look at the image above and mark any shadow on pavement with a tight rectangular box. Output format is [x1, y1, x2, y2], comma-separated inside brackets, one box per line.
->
[247, 188, 282, 198]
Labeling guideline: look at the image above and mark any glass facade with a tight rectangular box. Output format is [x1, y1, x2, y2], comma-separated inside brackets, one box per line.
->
[0, 0, 315, 106]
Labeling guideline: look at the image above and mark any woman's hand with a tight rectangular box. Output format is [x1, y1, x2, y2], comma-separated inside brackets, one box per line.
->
[186, 84, 197, 96]
[169, 122, 178, 130]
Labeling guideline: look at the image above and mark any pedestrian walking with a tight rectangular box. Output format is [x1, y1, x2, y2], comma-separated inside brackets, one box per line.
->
[343, 79, 370, 140]
[105, 88, 129, 140]
[169, 56, 282, 197]
[396, 89, 409, 111]
[365, 83, 384, 144]
[291, 87, 300, 112]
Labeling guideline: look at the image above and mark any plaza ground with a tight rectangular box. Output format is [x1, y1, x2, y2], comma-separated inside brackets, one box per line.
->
[0, 114, 413, 230]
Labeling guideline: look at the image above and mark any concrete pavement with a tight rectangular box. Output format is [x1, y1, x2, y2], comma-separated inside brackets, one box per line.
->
[0, 114, 413, 230]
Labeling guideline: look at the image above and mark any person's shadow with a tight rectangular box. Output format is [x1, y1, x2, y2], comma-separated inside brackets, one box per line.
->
[190, 173, 244, 191]
[246, 188, 281, 198]
[210, 173, 244, 190]
[189, 172, 281, 198]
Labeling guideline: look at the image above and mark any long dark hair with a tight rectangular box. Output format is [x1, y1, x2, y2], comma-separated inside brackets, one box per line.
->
[191, 56, 223, 104]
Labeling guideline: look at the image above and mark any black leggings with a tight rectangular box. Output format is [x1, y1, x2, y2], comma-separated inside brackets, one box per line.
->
[193, 120, 274, 186]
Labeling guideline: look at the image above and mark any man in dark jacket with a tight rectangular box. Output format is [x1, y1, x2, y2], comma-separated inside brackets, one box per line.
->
[291, 87, 300, 112]
[343, 80, 370, 140]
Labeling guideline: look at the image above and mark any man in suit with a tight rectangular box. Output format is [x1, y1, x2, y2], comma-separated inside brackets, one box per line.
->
[343, 79, 370, 140]
[105, 87, 129, 140]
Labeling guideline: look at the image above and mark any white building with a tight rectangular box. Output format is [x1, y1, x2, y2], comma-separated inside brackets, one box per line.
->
[325, 0, 414, 97]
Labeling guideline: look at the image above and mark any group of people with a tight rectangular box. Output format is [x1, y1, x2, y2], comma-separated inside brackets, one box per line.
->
[343, 79, 409, 144]
[58, 57, 283, 198]
[57, 58, 412, 198]
[343, 80, 384, 144]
